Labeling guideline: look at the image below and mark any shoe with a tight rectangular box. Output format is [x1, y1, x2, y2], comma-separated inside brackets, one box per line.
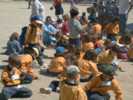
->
[40, 88, 52, 94]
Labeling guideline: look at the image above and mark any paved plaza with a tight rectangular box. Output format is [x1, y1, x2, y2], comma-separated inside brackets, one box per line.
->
[0, 1, 133, 100]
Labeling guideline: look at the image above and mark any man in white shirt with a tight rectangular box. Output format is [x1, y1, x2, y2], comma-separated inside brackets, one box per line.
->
[119, 0, 131, 35]
[31, 0, 45, 21]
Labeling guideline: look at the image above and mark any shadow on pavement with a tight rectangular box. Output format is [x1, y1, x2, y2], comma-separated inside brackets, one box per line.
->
[0, 93, 7, 100]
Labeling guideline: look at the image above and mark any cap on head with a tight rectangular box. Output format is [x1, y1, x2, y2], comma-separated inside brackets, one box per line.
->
[31, 16, 43, 24]
[55, 46, 65, 55]
[66, 65, 80, 78]
[98, 64, 117, 76]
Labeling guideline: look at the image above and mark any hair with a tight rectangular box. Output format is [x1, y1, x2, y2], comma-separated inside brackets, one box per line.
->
[82, 12, 86, 17]
[112, 17, 120, 23]
[9, 32, 19, 41]
[83, 49, 97, 61]
[63, 14, 69, 21]
[45, 16, 51, 22]
[70, 8, 79, 18]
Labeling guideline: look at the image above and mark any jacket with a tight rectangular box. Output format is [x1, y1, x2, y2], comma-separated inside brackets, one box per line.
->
[78, 60, 100, 78]
[83, 75, 123, 100]
[1, 66, 21, 86]
[48, 56, 66, 73]
[60, 81, 87, 100]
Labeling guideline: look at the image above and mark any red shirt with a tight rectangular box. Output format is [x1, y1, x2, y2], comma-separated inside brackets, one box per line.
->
[62, 21, 70, 35]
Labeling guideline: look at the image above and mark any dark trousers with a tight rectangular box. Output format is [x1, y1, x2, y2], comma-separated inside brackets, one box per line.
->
[86, 91, 110, 100]
[69, 38, 81, 49]
[48, 80, 59, 92]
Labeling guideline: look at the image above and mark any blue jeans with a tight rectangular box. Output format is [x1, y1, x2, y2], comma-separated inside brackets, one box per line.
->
[119, 14, 127, 36]
[2, 87, 32, 99]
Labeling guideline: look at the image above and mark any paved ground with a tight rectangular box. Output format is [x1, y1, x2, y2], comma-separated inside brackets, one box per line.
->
[0, 1, 133, 100]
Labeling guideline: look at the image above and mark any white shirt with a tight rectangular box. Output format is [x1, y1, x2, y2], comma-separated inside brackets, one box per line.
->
[119, 0, 130, 14]
[31, 0, 45, 20]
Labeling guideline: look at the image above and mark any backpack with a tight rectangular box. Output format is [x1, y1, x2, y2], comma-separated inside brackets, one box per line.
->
[19, 26, 27, 46]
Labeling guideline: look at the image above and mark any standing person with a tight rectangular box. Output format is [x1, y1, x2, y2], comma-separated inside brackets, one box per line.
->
[119, 0, 131, 36]
[31, 0, 45, 20]
[69, 7, 87, 49]
[53, 0, 64, 19]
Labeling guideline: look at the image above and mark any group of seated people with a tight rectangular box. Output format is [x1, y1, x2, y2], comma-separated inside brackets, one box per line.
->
[1, 6, 133, 100]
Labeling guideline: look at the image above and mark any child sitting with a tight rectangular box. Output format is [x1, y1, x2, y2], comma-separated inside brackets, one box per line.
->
[59, 65, 87, 100]
[40, 46, 66, 76]
[105, 17, 120, 41]
[1, 56, 32, 99]
[83, 64, 123, 100]
[6, 32, 22, 55]
[78, 49, 100, 82]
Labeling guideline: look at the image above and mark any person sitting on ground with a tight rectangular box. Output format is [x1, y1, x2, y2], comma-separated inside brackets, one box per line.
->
[97, 40, 124, 72]
[104, 17, 120, 41]
[8, 54, 38, 84]
[17, 54, 38, 84]
[56, 34, 69, 48]
[80, 41, 95, 60]
[80, 12, 88, 26]
[97, 40, 117, 65]
[43, 16, 58, 47]
[40, 46, 66, 76]
[1, 56, 32, 99]
[39, 46, 67, 94]
[6, 32, 22, 55]
[77, 49, 100, 82]
[94, 37, 105, 55]
[91, 20, 102, 35]
[59, 65, 87, 100]
[83, 64, 123, 100]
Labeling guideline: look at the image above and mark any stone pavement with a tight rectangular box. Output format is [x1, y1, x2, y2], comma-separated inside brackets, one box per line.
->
[0, 1, 133, 100]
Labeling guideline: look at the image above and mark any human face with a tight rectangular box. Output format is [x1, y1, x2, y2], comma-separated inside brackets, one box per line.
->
[31, 21, 42, 28]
